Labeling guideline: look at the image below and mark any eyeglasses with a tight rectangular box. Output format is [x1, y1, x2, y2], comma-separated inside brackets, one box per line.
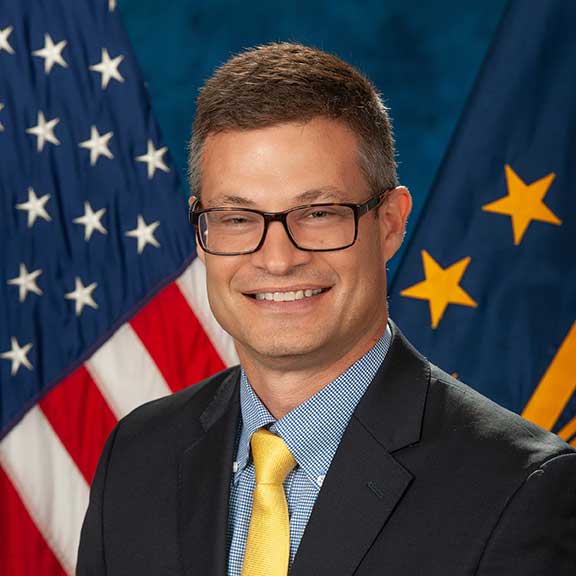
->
[188, 190, 389, 256]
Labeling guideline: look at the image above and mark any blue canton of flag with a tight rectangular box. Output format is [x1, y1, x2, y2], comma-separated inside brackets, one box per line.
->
[0, 0, 195, 438]
[389, 0, 576, 446]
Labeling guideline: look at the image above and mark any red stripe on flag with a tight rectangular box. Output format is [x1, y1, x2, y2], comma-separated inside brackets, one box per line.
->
[131, 282, 225, 392]
[0, 465, 68, 576]
[40, 366, 117, 484]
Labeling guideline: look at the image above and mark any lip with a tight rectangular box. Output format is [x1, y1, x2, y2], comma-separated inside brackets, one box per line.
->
[241, 286, 332, 310]
[242, 285, 331, 296]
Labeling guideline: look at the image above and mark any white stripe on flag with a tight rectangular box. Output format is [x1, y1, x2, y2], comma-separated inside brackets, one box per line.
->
[0, 406, 89, 576]
[177, 259, 239, 368]
[86, 323, 172, 419]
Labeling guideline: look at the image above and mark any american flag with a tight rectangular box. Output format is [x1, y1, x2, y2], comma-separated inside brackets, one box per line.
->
[0, 1, 236, 573]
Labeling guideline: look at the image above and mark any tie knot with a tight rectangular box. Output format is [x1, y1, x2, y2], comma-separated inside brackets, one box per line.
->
[250, 428, 297, 485]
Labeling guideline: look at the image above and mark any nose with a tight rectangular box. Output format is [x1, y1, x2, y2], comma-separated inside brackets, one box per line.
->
[250, 221, 312, 274]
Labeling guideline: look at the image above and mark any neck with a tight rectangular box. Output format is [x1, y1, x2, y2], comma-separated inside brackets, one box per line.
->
[236, 324, 388, 419]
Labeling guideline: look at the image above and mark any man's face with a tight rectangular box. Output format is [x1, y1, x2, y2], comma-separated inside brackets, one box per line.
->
[198, 118, 409, 370]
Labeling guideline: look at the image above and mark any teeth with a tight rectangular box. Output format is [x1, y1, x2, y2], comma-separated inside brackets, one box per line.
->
[254, 288, 323, 301]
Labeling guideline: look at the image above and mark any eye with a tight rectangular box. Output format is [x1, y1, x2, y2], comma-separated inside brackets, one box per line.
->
[223, 216, 249, 224]
[304, 208, 338, 219]
[209, 212, 260, 226]
[309, 210, 330, 218]
[293, 205, 352, 226]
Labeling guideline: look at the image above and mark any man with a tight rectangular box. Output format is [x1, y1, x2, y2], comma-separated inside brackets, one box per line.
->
[77, 43, 576, 575]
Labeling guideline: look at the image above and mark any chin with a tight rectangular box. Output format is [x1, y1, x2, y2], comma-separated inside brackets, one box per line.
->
[241, 335, 324, 362]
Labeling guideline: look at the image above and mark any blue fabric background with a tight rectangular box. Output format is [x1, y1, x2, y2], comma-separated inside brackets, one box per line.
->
[118, 0, 507, 276]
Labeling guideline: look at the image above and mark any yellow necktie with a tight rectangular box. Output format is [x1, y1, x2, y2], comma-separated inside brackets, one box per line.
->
[241, 428, 297, 576]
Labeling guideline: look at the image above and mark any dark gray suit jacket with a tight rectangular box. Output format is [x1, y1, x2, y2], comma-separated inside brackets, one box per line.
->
[77, 323, 576, 575]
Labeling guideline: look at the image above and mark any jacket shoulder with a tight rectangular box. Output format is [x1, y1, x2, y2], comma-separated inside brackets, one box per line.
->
[427, 363, 574, 467]
[113, 365, 240, 444]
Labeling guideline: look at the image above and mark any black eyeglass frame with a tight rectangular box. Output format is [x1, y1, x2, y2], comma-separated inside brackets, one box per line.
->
[188, 189, 390, 256]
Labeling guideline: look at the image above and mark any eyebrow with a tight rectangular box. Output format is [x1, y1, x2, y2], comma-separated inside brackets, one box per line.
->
[295, 187, 346, 203]
[205, 187, 347, 208]
[204, 195, 257, 208]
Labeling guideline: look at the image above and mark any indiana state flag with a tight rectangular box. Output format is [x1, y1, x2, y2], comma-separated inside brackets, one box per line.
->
[389, 0, 576, 446]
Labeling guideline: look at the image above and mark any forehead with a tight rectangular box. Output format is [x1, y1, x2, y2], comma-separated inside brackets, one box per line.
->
[200, 118, 368, 208]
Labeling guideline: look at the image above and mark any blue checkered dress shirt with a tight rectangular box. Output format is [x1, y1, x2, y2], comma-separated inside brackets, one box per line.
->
[226, 324, 392, 575]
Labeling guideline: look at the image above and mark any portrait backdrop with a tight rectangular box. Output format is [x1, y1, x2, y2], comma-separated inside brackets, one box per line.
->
[12, 3, 576, 576]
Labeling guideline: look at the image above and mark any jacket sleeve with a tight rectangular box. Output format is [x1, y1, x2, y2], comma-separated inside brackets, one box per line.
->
[476, 451, 576, 575]
[76, 425, 119, 576]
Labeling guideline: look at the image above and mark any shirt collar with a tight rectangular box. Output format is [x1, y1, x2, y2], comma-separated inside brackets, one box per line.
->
[235, 375, 275, 476]
[234, 324, 392, 486]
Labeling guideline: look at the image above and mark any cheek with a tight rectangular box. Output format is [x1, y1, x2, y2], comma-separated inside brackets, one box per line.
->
[204, 259, 236, 304]
[203, 263, 242, 336]
[340, 237, 383, 279]
[338, 245, 386, 302]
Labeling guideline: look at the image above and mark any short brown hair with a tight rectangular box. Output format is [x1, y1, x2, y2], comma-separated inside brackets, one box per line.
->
[188, 42, 398, 199]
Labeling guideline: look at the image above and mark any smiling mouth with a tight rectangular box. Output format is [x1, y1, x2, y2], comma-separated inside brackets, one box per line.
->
[245, 288, 330, 302]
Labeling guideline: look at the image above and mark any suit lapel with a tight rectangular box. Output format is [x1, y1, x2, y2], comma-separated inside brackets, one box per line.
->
[290, 417, 413, 576]
[291, 323, 430, 576]
[178, 369, 241, 576]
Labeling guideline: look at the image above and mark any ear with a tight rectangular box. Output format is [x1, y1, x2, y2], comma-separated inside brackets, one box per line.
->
[189, 195, 206, 264]
[196, 237, 206, 264]
[378, 186, 412, 262]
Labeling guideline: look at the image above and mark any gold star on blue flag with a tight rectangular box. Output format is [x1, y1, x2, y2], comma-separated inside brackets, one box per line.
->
[389, 0, 576, 446]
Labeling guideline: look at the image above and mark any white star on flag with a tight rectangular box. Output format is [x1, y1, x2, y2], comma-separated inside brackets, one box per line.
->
[16, 187, 52, 228]
[32, 34, 68, 74]
[79, 126, 114, 166]
[7, 263, 43, 303]
[0, 102, 4, 132]
[126, 214, 161, 254]
[26, 111, 61, 152]
[0, 25, 15, 55]
[73, 202, 107, 240]
[136, 139, 170, 179]
[65, 277, 99, 316]
[90, 48, 124, 89]
[1, 337, 33, 376]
